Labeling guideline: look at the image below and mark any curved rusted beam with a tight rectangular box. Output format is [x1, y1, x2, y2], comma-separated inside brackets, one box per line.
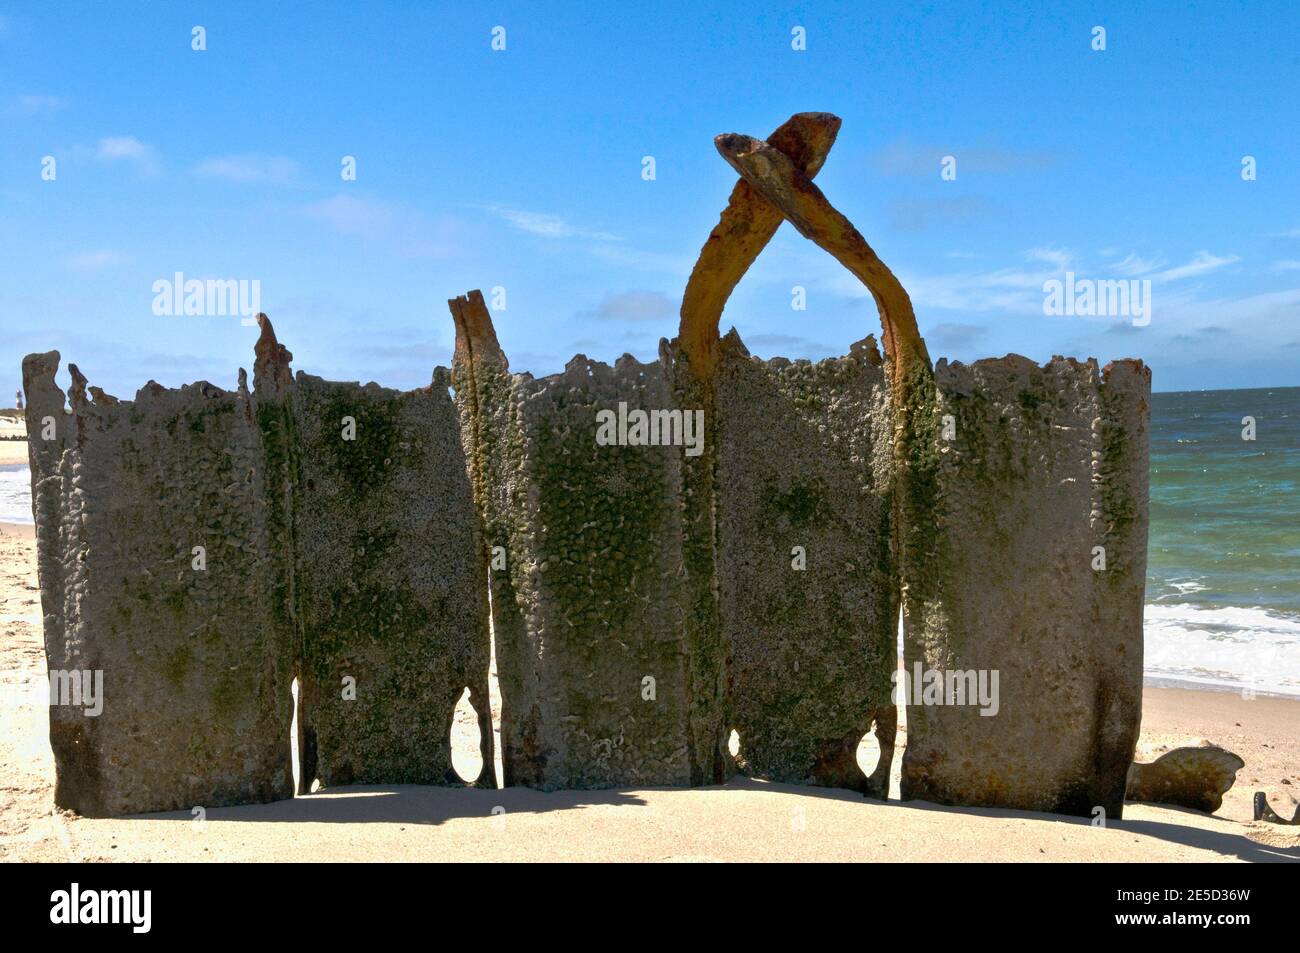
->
[712, 132, 930, 390]
[677, 112, 841, 379]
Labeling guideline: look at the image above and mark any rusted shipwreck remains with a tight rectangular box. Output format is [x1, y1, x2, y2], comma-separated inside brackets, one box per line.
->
[23, 114, 1150, 818]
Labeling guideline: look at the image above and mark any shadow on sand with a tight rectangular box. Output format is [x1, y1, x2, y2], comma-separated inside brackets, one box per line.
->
[123, 775, 1300, 862]
[127, 784, 648, 826]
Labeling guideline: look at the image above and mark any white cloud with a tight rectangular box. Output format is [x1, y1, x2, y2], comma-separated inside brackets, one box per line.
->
[584, 242, 693, 275]
[583, 290, 676, 321]
[740, 332, 836, 359]
[302, 194, 464, 258]
[1172, 286, 1300, 331]
[94, 136, 158, 175]
[98, 136, 149, 160]
[65, 250, 127, 271]
[304, 194, 396, 240]
[194, 154, 300, 184]
[872, 138, 1056, 176]
[1154, 250, 1239, 283]
[1270, 260, 1300, 272]
[1109, 252, 1166, 276]
[1025, 246, 1073, 269]
[485, 205, 620, 242]
[7, 94, 66, 117]
[927, 322, 989, 348]
[899, 266, 1059, 314]
[884, 196, 989, 232]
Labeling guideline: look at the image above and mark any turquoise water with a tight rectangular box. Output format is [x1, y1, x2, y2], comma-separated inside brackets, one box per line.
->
[1145, 387, 1300, 695]
[1148, 387, 1299, 612]
[4, 388, 1298, 693]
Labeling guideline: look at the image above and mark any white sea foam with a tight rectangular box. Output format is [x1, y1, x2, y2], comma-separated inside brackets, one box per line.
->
[0, 465, 32, 524]
[1144, 602, 1300, 697]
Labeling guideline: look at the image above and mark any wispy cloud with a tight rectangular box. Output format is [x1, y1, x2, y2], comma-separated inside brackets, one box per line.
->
[884, 196, 990, 233]
[303, 194, 465, 257]
[194, 154, 300, 185]
[1025, 246, 1074, 269]
[1271, 260, 1300, 272]
[897, 246, 1076, 314]
[95, 136, 158, 175]
[7, 94, 66, 117]
[584, 242, 693, 275]
[1106, 252, 1166, 276]
[1153, 250, 1239, 283]
[98, 136, 149, 160]
[485, 205, 620, 242]
[304, 194, 396, 240]
[872, 139, 1056, 177]
[900, 266, 1059, 314]
[770, 238, 1065, 316]
[65, 250, 128, 272]
[927, 322, 989, 349]
[579, 290, 676, 322]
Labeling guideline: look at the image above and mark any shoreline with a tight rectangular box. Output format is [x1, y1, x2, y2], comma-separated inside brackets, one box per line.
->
[1143, 675, 1300, 701]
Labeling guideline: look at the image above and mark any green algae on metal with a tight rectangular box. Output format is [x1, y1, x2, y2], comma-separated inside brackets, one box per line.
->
[451, 294, 696, 790]
[289, 371, 493, 789]
[714, 331, 897, 795]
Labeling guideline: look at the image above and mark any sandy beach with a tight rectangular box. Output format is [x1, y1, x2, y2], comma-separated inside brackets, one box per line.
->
[1, 520, 1295, 862]
[0, 407, 27, 467]
[0, 411, 27, 465]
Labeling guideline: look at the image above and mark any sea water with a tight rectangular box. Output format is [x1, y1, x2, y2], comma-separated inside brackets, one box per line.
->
[0, 463, 30, 526]
[1145, 386, 1300, 696]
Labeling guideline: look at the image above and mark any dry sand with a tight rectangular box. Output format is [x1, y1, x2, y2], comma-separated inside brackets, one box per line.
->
[0, 413, 26, 466]
[0, 442, 27, 466]
[1, 520, 1297, 862]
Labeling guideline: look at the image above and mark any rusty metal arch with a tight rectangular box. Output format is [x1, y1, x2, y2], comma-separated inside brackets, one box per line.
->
[679, 115, 1146, 817]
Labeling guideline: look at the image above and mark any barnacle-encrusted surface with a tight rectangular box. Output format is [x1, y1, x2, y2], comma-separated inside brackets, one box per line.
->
[663, 341, 731, 785]
[715, 331, 897, 795]
[291, 372, 492, 788]
[455, 336, 695, 789]
[22, 352, 294, 816]
[899, 355, 1150, 817]
[20, 110, 1155, 819]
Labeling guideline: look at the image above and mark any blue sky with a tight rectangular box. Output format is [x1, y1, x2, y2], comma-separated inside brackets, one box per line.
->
[2, 1, 1297, 398]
